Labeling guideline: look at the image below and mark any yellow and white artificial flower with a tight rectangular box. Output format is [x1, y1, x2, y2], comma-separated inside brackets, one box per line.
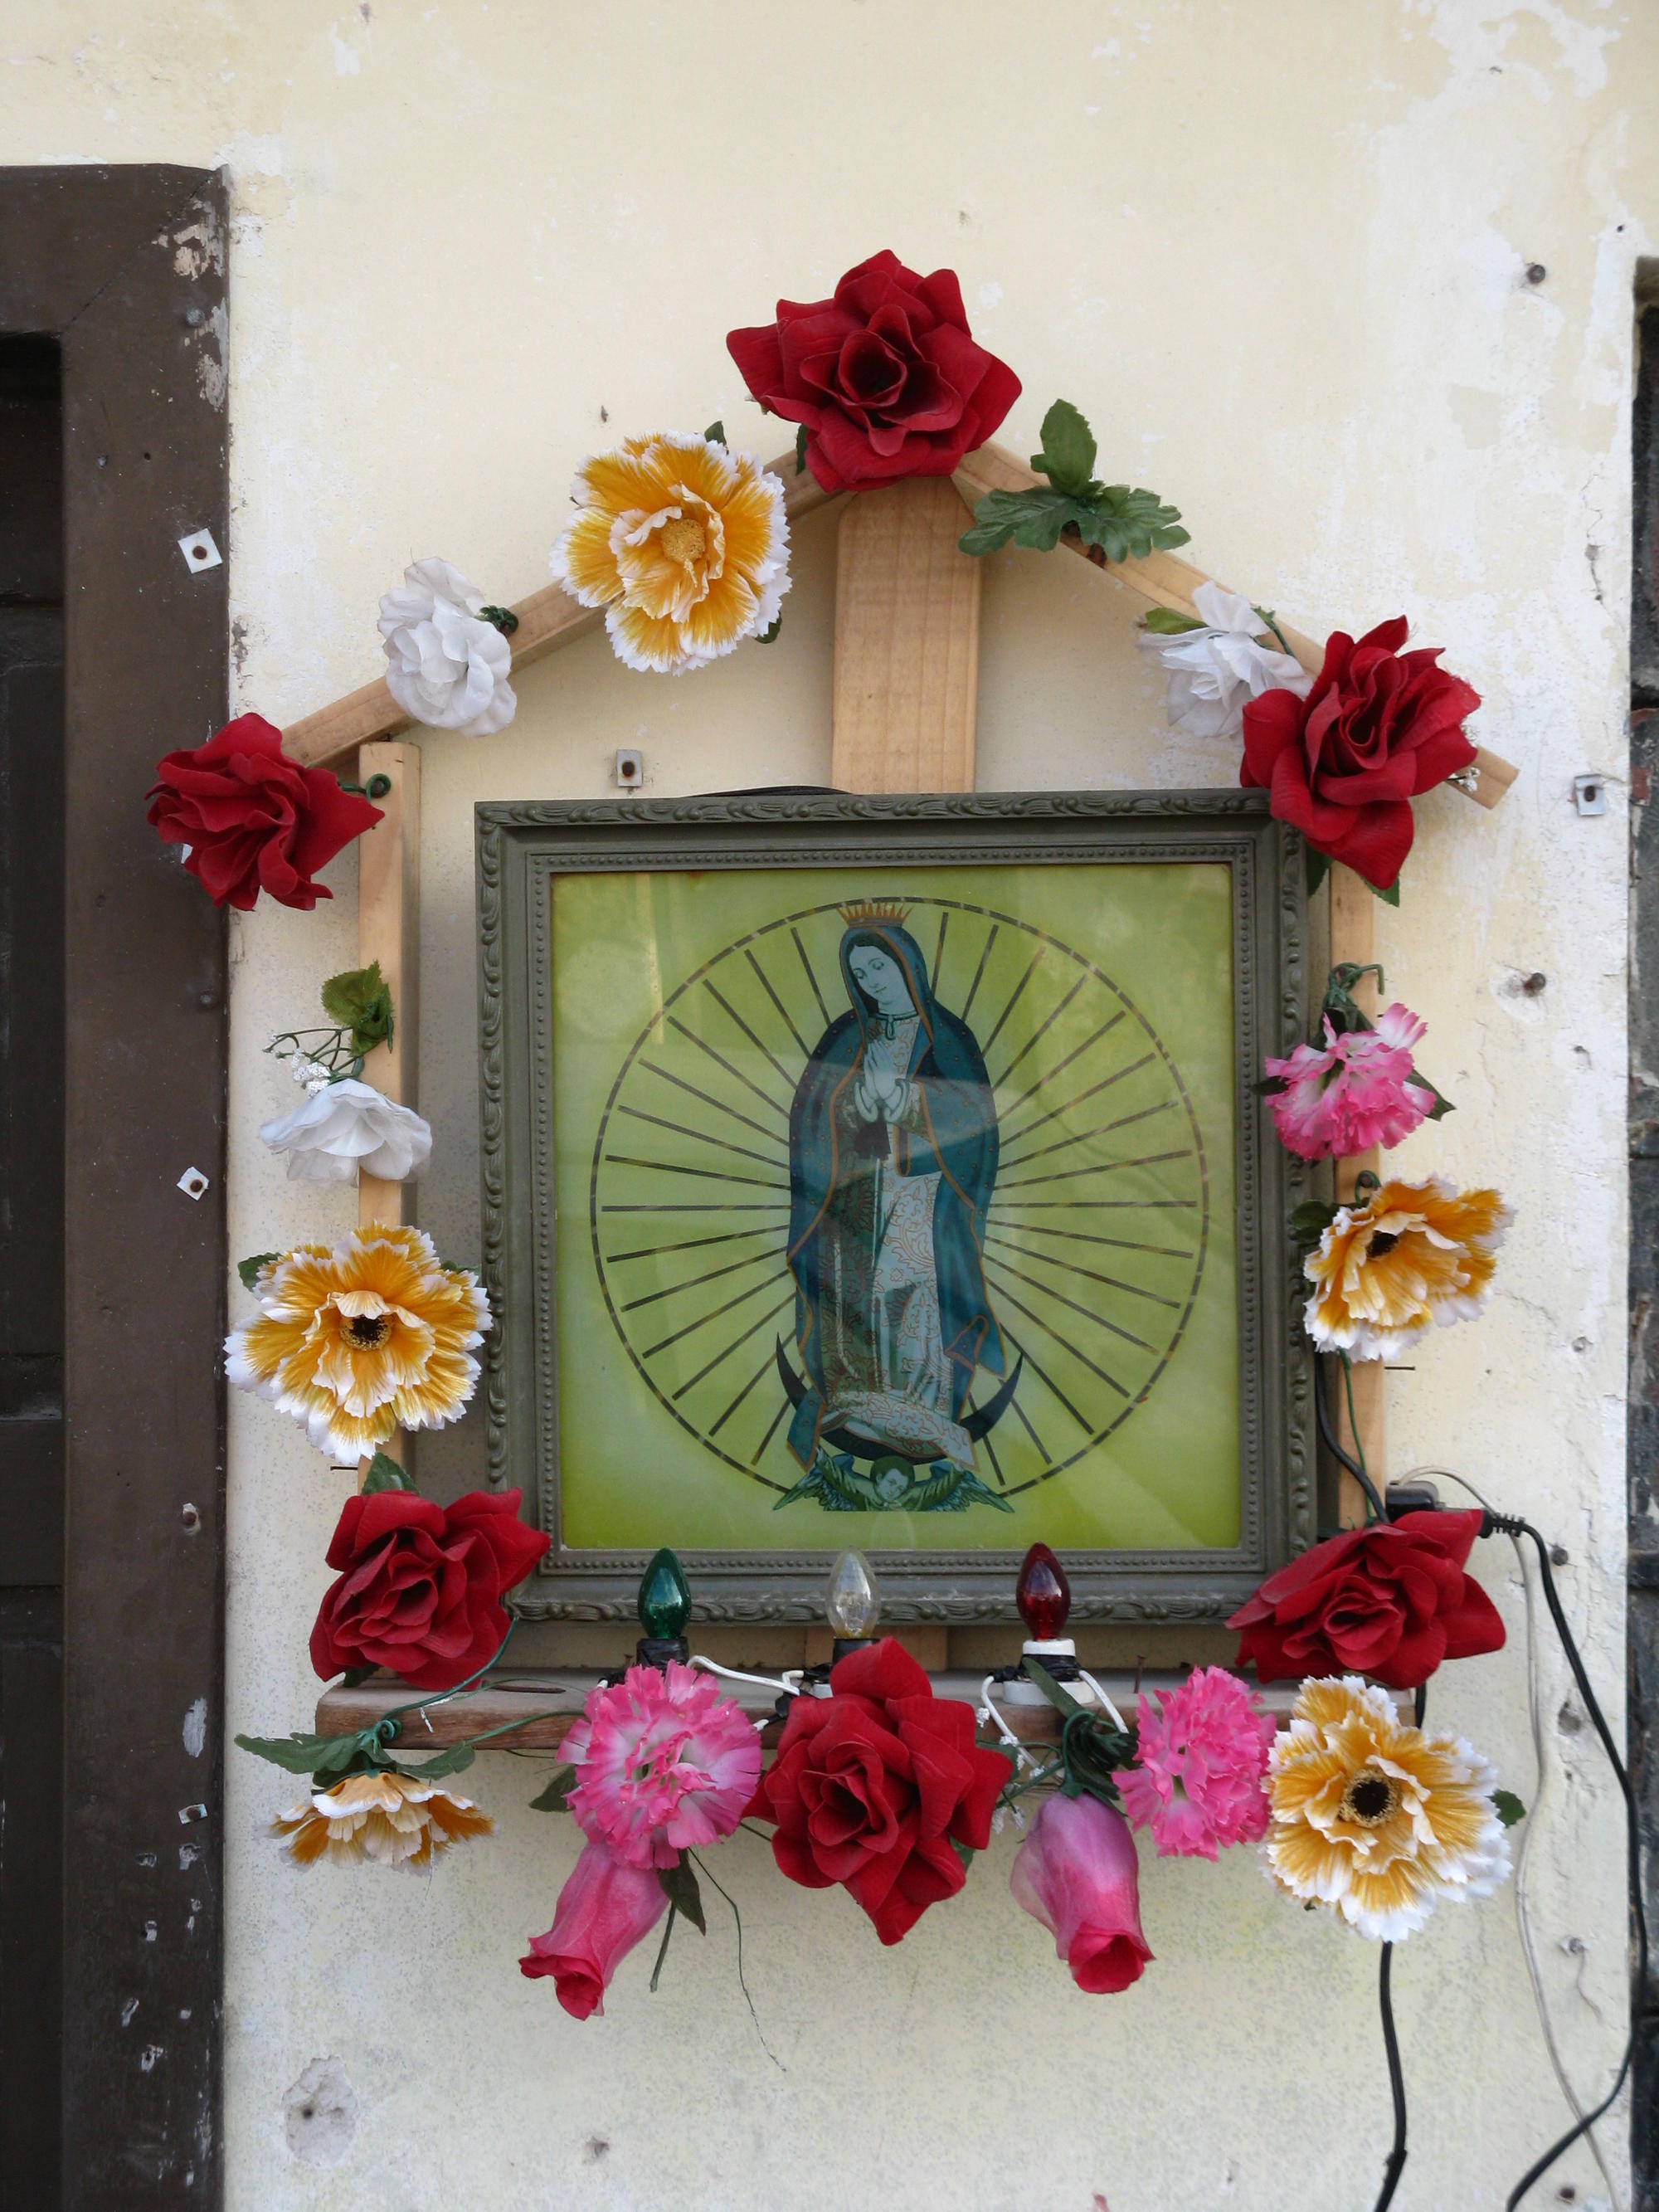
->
[226, 1223, 488, 1460]
[1265, 1676, 1511, 1942]
[550, 431, 790, 675]
[1303, 1176, 1511, 1361]
[271, 1771, 492, 1869]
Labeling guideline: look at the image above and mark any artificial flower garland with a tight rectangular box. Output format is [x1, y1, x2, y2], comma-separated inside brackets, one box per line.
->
[147, 243, 1486, 914]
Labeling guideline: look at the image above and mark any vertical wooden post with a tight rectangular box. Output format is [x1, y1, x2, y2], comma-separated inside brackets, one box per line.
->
[831, 480, 980, 792]
[354, 737, 421, 1478]
[1329, 862, 1386, 1524]
[828, 478, 978, 1669]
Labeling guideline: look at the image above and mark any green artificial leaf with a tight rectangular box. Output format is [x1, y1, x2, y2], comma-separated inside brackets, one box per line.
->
[960, 487, 1082, 557]
[951, 1837, 975, 1871]
[755, 613, 783, 646]
[1321, 962, 1386, 1037]
[320, 962, 394, 1052]
[795, 422, 809, 475]
[1030, 398, 1097, 498]
[235, 1730, 362, 1776]
[1021, 1655, 1087, 1722]
[1292, 1201, 1339, 1247]
[1493, 1789, 1526, 1828]
[649, 1905, 678, 1993]
[1069, 486, 1190, 565]
[397, 1742, 477, 1781]
[360, 1450, 414, 1494]
[528, 1763, 577, 1813]
[339, 1665, 378, 1689]
[657, 1851, 707, 1935]
[960, 484, 1188, 566]
[1371, 876, 1402, 909]
[1141, 606, 1206, 635]
[1305, 846, 1331, 899]
[703, 419, 726, 445]
[236, 1252, 278, 1293]
[1422, 1081, 1457, 1121]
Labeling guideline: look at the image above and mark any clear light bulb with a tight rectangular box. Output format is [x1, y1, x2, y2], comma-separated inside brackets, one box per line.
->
[825, 1550, 880, 1640]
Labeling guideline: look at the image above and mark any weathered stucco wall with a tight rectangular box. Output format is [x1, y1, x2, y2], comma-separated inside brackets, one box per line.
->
[9, 3, 1656, 2205]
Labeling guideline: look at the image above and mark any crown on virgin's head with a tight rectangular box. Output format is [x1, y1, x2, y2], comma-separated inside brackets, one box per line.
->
[838, 898, 912, 929]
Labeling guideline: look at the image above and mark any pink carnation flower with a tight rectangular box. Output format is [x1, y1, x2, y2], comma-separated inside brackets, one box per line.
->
[564, 1662, 761, 1870]
[1263, 1003, 1436, 1162]
[1119, 1664, 1276, 1860]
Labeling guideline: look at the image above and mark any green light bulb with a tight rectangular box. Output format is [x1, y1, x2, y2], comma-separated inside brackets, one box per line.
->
[636, 1547, 692, 1641]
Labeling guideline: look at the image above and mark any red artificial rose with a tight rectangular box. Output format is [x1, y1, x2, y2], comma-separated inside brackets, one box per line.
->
[1228, 1508, 1505, 1690]
[309, 1486, 550, 1692]
[1239, 620, 1481, 891]
[746, 1636, 1012, 1944]
[727, 250, 1021, 495]
[146, 712, 382, 911]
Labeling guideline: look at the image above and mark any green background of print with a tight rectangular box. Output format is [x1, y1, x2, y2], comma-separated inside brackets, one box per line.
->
[552, 860, 1239, 1552]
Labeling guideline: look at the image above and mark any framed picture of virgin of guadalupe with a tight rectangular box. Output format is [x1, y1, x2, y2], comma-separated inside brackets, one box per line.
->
[475, 791, 1314, 1624]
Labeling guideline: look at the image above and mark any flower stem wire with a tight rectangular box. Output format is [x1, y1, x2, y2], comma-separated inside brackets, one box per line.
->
[265, 1025, 367, 1084]
[688, 1849, 782, 2068]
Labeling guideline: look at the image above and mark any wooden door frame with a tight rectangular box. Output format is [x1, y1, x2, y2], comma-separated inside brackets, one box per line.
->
[0, 166, 228, 2210]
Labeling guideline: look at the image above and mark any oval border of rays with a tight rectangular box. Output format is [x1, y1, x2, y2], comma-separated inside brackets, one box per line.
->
[586, 894, 1212, 1496]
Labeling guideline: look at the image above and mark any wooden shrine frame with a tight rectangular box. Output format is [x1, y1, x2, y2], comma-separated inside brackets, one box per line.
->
[285, 433, 1518, 1530]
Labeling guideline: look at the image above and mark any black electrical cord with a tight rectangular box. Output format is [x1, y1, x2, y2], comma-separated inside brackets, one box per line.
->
[1373, 1944, 1408, 2211]
[1480, 1513, 1647, 2207]
[1370, 1681, 1428, 2212]
[1314, 1357, 1388, 1522]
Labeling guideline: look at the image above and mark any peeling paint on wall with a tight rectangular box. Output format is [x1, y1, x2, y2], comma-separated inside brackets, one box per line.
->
[282, 2056, 358, 2168]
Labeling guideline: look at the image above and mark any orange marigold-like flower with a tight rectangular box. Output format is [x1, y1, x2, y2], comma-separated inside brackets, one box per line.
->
[1265, 1677, 1510, 1941]
[550, 431, 790, 675]
[1304, 1175, 1511, 1361]
[226, 1224, 489, 1461]
[272, 1771, 492, 1869]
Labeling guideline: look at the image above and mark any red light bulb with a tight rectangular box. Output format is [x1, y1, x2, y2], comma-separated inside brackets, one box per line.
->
[1015, 1542, 1071, 1642]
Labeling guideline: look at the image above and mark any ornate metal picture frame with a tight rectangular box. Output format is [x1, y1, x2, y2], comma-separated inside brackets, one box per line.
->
[476, 791, 1312, 1623]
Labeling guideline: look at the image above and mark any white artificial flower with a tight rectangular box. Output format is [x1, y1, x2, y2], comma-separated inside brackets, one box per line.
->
[1137, 579, 1313, 741]
[285, 1049, 337, 1095]
[259, 1077, 433, 1183]
[377, 558, 517, 737]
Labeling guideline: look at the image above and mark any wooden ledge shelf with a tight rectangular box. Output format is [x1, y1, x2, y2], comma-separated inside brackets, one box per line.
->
[314, 1668, 1401, 1753]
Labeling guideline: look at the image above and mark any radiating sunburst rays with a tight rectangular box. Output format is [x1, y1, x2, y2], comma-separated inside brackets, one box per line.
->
[587, 897, 1210, 1496]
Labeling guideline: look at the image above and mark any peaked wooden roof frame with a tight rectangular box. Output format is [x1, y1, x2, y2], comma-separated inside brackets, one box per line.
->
[282, 438, 1518, 811]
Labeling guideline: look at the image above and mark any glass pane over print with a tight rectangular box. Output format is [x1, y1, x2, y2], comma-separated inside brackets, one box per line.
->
[551, 861, 1239, 1555]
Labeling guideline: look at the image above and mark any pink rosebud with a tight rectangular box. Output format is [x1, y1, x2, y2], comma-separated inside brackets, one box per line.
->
[1119, 1664, 1276, 1859]
[1010, 1792, 1153, 1995]
[1263, 1003, 1437, 1162]
[519, 1841, 667, 2020]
